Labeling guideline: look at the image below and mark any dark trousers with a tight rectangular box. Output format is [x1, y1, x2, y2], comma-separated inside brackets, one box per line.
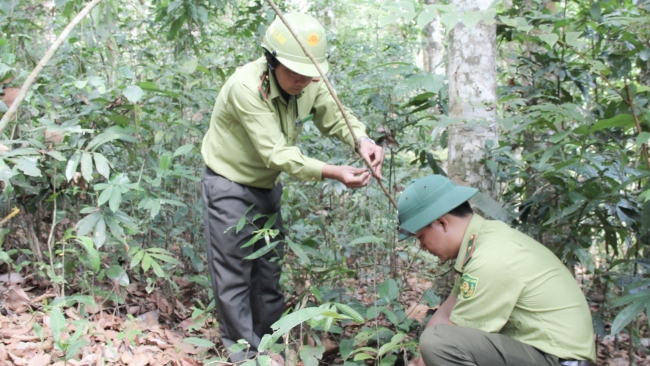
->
[420, 324, 559, 366]
[201, 167, 285, 362]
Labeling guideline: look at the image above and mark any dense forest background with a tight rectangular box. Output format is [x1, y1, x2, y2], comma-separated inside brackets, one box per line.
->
[0, 0, 649, 365]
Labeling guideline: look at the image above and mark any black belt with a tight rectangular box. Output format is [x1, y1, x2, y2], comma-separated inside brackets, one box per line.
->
[559, 360, 597, 366]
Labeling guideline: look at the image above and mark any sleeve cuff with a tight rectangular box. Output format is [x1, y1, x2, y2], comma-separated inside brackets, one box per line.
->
[303, 158, 327, 182]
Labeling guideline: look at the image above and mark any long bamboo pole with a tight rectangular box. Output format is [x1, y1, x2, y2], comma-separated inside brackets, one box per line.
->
[0, 0, 105, 136]
[264, 0, 398, 210]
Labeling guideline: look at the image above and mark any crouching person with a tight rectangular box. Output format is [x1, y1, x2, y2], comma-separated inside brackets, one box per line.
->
[398, 175, 597, 366]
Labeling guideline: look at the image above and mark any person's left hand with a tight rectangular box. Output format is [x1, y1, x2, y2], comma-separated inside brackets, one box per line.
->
[358, 140, 385, 180]
[407, 356, 425, 366]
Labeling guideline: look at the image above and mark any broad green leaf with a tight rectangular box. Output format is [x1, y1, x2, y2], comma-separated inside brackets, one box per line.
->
[340, 338, 355, 360]
[565, 32, 582, 48]
[14, 157, 41, 177]
[299, 345, 325, 366]
[592, 115, 634, 131]
[148, 252, 180, 265]
[150, 200, 161, 218]
[50, 306, 66, 343]
[335, 303, 365, 323]
[470, 192, 510, 222]
[106, 265, 129, 286]
[482, 8, 496, 25]
[612, 291, 650, 307]
[416, 6, 438, 30]
[515, 17, 533, 33]
[159, 153, 172, 170]
[460, 10, 482, 29]
[76, 236, 99, 272]
[98, 185, 114, 207]
[353, 353, 374, 361]
[378, 333, 406, 357]
[124, 85, 144, 103]
[80, 152, 93, 182]
[637, 132, 650, 147]
[379, 279, 399, 302]
[173, 144, 194, 157]
[46, 151, 66, 161]
[379, 15, 399, 27]
[93, 153, 110, 179]
[75, 212, 101, 236]
[550, 130, 571, 144]
[184, 59, 199, 74]
[382, 308, 400, 326]
[244, 240, 280, 260]
[347, 236, 382, 246]
[183, 337, 215, 348]
[87, 128, 137, 151]
[130, 249, 145, 268]
[611, 299, 646, 335]
[142, 253, 152, 271]
[150, 258, 165, 278]
[438, 5, 458, 30]
[65, 151, 81, 181]
[259, 307, 345, 351]
[109, 187, 122, 212]
[66, 339, 86, 360]
[229, 340, 249, 353]
[286, 237, 310, 264]
[94, 217, 106, 248]
[118, 66, 135, 79]
[539, 33, 559, 47]
[499, 15, 517, 27]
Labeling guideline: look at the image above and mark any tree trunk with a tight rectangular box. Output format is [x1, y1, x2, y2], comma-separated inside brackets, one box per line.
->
[422, 0, 443, 74]
[431, 0, 498, 300]
[446, 0, 498, 199]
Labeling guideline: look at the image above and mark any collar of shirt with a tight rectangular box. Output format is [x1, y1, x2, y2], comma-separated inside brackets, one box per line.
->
[455, 214, 486, 273]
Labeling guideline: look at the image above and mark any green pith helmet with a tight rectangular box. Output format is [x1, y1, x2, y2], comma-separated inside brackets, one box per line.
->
[262, 13, 329, 78]
[397, 175, 478, 241]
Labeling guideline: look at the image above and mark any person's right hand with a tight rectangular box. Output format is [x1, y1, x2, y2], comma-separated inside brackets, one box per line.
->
[322, 165, 371, 188]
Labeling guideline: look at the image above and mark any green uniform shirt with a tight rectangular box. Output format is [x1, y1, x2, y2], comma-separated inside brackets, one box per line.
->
[201, 57, 368, 189]
[450, 215, 596, 361]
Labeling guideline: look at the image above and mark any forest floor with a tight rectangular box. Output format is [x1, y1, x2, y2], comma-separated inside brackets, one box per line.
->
[0, 269, 648, 366]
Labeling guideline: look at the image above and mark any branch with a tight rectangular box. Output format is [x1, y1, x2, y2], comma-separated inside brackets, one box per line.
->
[0, 0, 105, 136]
[264, 0, 398, 209]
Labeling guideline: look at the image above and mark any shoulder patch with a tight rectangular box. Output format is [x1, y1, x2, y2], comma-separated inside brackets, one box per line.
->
[459, 273, 478, 300]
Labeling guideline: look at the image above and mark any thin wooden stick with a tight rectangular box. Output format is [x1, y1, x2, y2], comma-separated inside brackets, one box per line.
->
[0, 0, 105, 136]
[265, 0, 398, 210]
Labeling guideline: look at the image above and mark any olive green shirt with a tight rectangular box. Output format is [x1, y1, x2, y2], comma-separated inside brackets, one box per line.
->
[201, 58, 368, 189]
[450, 215, 596, 361]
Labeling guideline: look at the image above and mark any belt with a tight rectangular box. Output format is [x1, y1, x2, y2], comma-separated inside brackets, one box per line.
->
[559, 360, 597, 366]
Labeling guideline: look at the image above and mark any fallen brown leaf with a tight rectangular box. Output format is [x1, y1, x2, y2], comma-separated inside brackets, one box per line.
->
[0, 273, 24, 284]
[26, 353, 50, 366]
[2, 87, 18, 107]
[405, 304, 431, 323]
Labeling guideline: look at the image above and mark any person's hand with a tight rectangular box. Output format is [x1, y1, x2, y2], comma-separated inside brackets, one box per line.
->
[322, 165, 371, 188]
[407, 356, 425, 366]
[358, 140, 385, 180]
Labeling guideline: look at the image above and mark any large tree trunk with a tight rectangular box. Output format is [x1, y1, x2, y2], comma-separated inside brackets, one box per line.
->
[432, 0, 498, 301]
[446, 0, 498, 199]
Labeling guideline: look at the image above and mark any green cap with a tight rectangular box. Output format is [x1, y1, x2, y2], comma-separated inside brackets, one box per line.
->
[397, 175, 478, 241]
[262, 13, 329, 78]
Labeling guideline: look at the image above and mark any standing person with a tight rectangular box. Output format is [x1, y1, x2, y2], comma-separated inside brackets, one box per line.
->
[397, 175, 596, 366]
[200, 12, 385, 362]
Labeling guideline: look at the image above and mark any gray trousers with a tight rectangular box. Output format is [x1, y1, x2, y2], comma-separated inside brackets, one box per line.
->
[420, 324, 559, 366]
[201, 168, 285, 362]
